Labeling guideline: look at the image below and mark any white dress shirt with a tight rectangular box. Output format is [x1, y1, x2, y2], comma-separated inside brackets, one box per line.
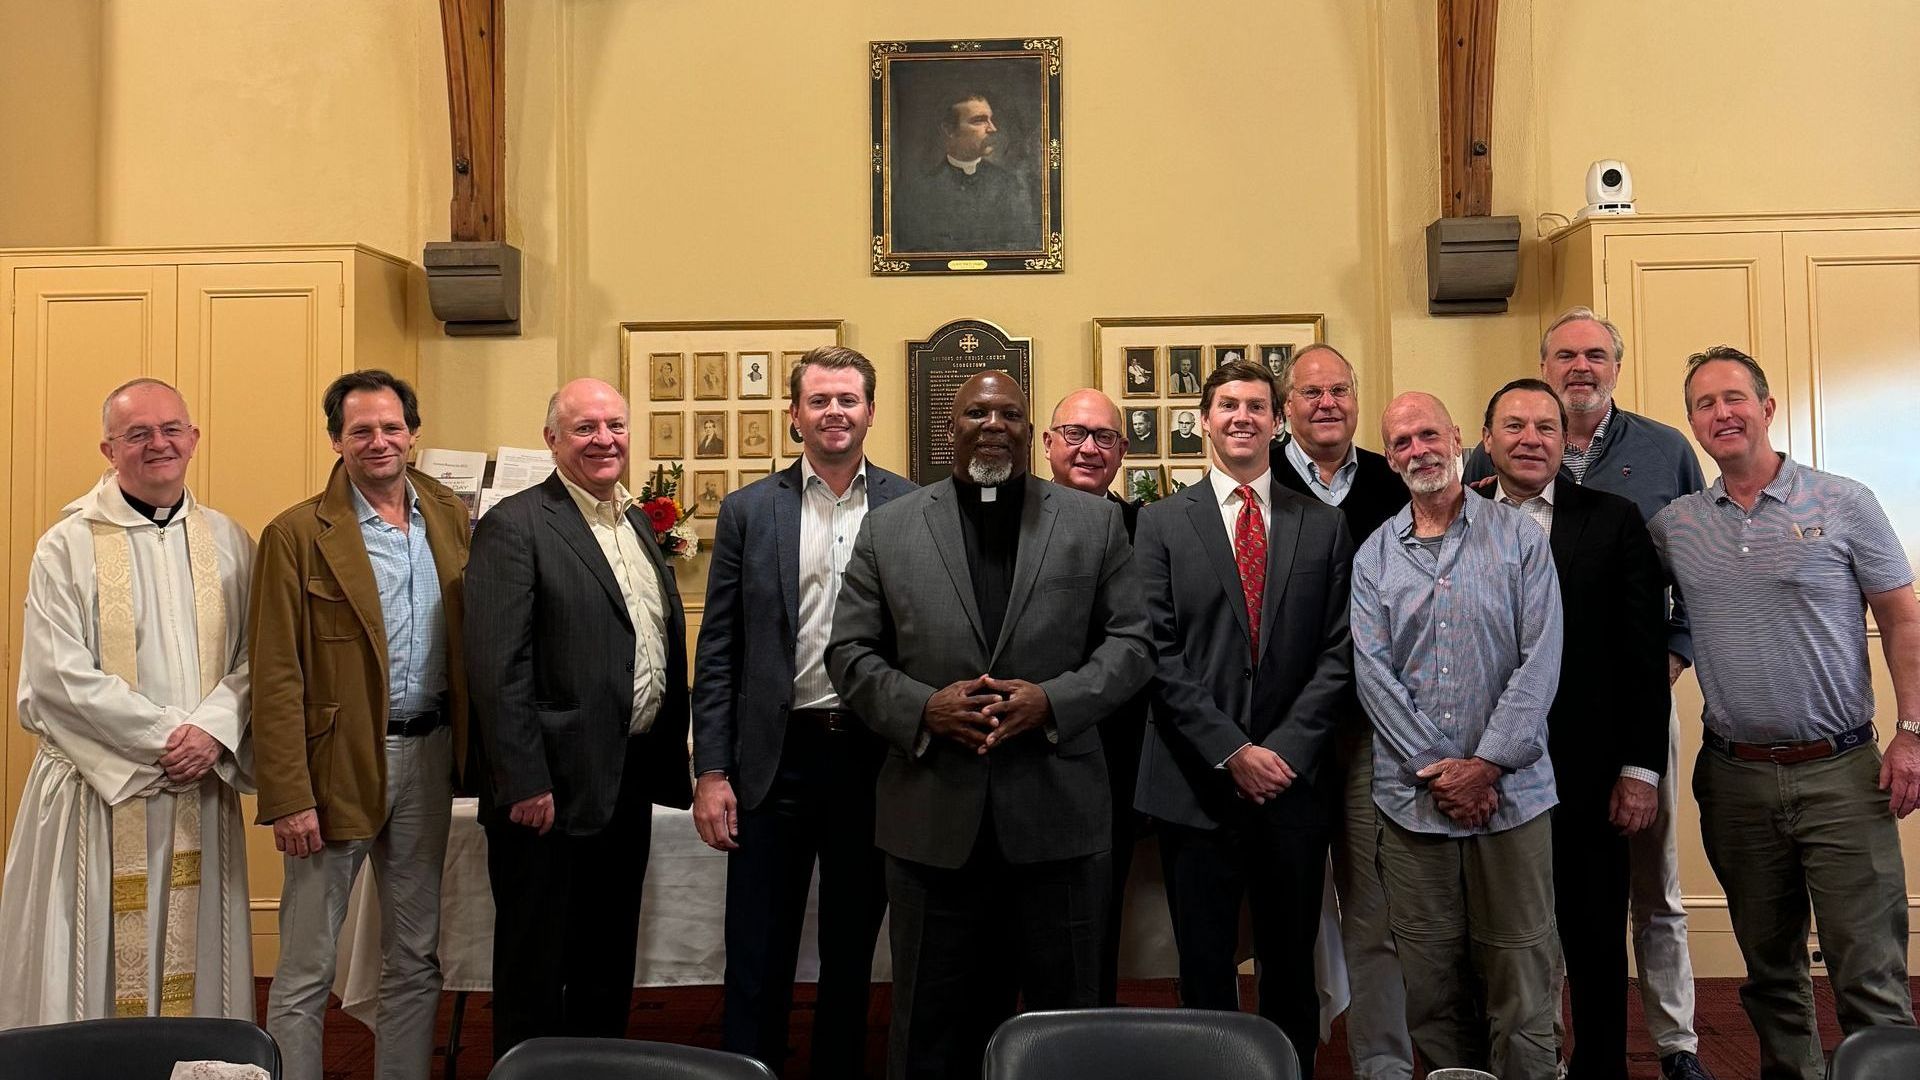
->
[559, 470, 667, 733]
[1208, 467, 1274, 540]
[792, 456, 870, 710]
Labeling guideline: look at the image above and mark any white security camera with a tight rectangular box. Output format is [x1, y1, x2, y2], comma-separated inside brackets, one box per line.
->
[1577, 159, 1636, 220]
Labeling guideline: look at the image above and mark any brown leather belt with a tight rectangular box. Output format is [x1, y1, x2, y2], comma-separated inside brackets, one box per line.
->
[1702, 723, 1874, 765]
[791, 707, 860, 735]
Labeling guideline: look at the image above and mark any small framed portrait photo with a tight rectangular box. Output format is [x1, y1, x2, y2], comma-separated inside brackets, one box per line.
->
[736, 465, 772, 487]
[649, 352, 685, 401]
[782, 414, 805, 457]
[1166, 346, 1204, 397]
[693, 351, 728, 400]
[1121, 347, 1158, 398]
[781, 351, 809, 398]
[1212, 344, 1249, 371]
[738, 352, 773, 399]
[1258, 343, 1294, 381]
[1123, 405, 1160, 458]
[1123, 466, 1164, 500]
[1166, 407, 1205, 457]
[691, 470, 728, 518]
[693, 411, 729, 458]
[649, 412, 684, 460]
[737, 410, 774, 458]
[1166, 465, 1206, 492]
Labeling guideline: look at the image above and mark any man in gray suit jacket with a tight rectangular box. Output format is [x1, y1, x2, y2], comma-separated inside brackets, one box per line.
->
[1135, 359, 1355, 1079]
[693, 347, 912, 1077]
[465, 378, 693, 1056]
[829, 371, 1153, 1080]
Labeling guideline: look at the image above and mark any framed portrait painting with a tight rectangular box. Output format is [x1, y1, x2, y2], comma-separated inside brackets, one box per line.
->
[871, 37, 1063, 275]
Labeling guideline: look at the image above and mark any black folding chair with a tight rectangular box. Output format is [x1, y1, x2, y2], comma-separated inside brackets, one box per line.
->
[984, 1008, 1301, 1080]
[487, 1037, 775, 1080]
[1827, 1025, 1920, 1080]
[0, 1016, 280, 1080]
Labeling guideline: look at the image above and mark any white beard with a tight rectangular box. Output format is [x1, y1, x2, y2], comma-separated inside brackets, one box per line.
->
[967, 458, 1013, 486]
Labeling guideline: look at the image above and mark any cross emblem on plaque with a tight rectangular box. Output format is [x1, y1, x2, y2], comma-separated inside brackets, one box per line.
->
[958, 333, 980, 353]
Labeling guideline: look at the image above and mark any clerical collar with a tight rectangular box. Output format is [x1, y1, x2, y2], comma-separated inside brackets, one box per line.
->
[120, 488, 186, 528]
[955, 472, 1026, 506]
[946, 155, 983, 176]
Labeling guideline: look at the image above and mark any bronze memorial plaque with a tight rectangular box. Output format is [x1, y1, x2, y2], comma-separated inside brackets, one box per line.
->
[907, 318, 1034, 485]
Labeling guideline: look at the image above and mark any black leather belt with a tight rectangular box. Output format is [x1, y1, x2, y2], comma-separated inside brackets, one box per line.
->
[791, 707, 860, 735]
[1703, 722, 1873, 765]
[388, 709, 444, 738]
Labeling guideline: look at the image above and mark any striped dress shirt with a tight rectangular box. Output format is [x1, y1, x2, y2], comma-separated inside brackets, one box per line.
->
[1352, 491, 1563, 836]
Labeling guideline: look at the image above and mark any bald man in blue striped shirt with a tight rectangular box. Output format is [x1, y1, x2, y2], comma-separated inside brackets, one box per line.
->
[1352, 392, 1564, 1080]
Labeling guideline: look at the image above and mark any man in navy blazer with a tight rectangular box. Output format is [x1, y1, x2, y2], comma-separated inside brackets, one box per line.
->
[693, 346, 912, 1077]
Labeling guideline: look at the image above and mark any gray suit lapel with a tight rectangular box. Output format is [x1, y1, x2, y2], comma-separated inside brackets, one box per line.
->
[775, 465, 803, 633]
[1186, 484, 1251, 644]
[1257, 496, 1303, 663]
[924, 484, 987, 649]
[991, 480, 1055, 664]
[623, 504, 677, 606]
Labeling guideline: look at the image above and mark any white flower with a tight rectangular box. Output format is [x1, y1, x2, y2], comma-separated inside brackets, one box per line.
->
[667, 522, 700, 561]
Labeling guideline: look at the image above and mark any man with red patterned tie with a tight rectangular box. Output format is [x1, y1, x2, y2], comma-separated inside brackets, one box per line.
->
[1133, 359, 1357, 1079]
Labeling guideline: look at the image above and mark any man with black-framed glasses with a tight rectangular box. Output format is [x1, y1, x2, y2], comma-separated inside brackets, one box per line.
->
[1043, 388, 1144, 1004]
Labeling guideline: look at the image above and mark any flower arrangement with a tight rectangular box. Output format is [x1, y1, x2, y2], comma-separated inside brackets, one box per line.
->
[637, 463, 699, 560]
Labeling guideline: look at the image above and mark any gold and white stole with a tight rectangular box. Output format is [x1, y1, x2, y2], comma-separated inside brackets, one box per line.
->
[89, 508, 228, 1017]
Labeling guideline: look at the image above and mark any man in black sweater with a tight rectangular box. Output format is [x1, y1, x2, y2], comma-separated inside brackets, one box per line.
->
[1267, 343, 1413, 1080]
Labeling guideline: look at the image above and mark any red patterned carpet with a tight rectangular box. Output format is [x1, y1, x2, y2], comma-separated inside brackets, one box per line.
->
[274, 976, 1902, 1080]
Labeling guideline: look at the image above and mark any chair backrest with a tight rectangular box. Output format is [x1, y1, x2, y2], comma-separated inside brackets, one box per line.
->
[1828, 1025, 1920, 1080]
[984, 1008, 1301, 1080]
[0, 1016, 280, 1080]
[487, 1038, 776, 1080]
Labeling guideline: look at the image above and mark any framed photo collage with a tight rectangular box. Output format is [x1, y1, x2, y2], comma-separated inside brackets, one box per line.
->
[620, 320, 844, 563]
[1092, 315, 1325, 501]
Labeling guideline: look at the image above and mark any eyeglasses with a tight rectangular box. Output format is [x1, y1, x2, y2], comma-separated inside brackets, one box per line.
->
[110, 423, 193, 446]
[1051, 424, 1122, 449]
[1293, 384, 1353, 404]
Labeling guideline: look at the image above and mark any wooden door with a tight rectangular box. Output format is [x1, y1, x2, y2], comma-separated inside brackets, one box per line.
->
[1600, 230, 1789, 478]
[4, 263, 179, 856]
[174, 260, 347, 962]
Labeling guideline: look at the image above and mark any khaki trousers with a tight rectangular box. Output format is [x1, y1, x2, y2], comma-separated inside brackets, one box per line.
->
[1377, 811, 1559, 1080]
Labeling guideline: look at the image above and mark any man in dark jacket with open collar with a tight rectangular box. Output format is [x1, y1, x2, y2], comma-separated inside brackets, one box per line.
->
[692, 346, 911, 1077]
[465, 377, 692, 1057]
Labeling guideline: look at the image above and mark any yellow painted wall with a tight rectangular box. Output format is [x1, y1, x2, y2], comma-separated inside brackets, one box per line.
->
[0, 0, 101, 247]
[27, 0, 1911, 452]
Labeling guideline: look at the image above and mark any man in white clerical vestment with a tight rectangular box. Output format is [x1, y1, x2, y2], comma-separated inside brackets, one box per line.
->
[0, 378, 255, 1027]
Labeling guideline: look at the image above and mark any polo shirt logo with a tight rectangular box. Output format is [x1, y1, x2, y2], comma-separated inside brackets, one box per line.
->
[1621, 465, 1632, 478]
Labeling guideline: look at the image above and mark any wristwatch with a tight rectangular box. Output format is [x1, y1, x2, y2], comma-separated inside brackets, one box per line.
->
[1896, 719, 1920, 738]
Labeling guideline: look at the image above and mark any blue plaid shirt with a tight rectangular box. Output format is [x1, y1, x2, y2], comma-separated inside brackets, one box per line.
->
[1352, 492, 1563, 836]
[351, 482, 448, 720]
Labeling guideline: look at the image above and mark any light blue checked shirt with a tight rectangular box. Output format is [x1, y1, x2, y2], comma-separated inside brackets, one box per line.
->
[351, 481, 448, 720]
[1352, 491, 1563, 836]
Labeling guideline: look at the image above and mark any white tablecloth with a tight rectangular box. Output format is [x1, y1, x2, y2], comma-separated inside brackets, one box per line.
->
[333, 799, 1348, 1035]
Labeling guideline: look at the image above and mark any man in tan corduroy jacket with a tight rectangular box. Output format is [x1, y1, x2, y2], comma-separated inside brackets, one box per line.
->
[249, 370, 469, 1080]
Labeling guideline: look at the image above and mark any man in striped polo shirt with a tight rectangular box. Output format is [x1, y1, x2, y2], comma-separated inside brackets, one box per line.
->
[1649, 346, 1920, 1080]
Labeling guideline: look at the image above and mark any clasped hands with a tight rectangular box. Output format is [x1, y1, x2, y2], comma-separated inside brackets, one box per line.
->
[1416, 756, 1502, 829]
[923, 675, 1050, 754]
